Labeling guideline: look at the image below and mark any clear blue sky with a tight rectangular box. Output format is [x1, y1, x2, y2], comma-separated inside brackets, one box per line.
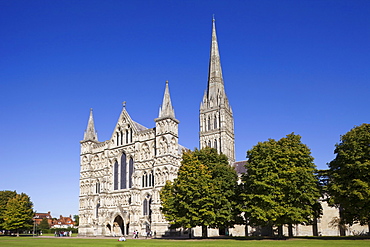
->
[1, 0, 369, 218]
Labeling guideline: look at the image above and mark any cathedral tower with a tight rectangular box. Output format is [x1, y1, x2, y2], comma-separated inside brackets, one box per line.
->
[199, 18, 235, 163]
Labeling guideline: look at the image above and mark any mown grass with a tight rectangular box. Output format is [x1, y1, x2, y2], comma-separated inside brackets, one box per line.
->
[0, 237, 369, 247]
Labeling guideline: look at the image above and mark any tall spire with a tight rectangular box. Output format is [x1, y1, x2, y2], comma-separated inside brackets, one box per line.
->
[158, 80, 175, 119]
[200, 17, 235, 164]
[83, 108, 98, 142]
[207, 17, 225, 100]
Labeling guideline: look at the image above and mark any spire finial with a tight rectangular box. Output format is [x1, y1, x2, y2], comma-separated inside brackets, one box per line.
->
[83, 108, 98, 142]
[212, 14, 215, 22]
[122, 101, 126, 108]
[158, 80, 175, 119]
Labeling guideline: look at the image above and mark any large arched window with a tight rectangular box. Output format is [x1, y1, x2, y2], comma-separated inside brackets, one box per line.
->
[128, 157, 134, 188]
[120, 153, 127, 189]
[114, 161, 119, 190]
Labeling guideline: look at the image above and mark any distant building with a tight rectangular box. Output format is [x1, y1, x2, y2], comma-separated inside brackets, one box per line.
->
[34, 211, 52, 226]
[34, 212, 75, 228]
[51, 215, 75, 228]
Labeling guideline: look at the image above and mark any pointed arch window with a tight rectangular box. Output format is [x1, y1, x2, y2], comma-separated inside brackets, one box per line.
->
[95, 181, 101, 194]
[214, 116, 217, 129]
[142, 170, 153, 188]
[214, 139, 217, 151]
[149, 172, 153, 187]
[128, 157, 134, 188]
[96, 202, 100, 218]
[126, 130, 129, 144]
[114, 161, 119, 190]
[143, 195, 152, 216]
[120, 153, 127, 189]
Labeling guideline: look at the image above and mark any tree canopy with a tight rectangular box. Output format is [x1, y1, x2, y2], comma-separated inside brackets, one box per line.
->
[73, 215, 79, 226]
[328, 123, 370, 229]
[241, 133, 321, 236]
[2, 193, 34, 232]
[160, 147, 240, 237]
[39, 218, 50, 230]
[0, 190, 17, 228]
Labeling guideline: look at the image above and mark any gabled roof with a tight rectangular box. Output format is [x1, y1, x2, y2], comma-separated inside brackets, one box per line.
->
[233, 160, 247, 175]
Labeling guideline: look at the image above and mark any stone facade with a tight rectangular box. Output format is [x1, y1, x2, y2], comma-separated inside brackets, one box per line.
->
[79, 82, 183, 237]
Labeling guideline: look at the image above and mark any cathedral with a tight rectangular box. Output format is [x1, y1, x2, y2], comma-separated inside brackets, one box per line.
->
[79, 19, 367, 237]
[78, 18, 235, 237]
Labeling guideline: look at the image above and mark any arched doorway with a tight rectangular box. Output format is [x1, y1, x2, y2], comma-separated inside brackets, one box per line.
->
[113, 215, 124, 236]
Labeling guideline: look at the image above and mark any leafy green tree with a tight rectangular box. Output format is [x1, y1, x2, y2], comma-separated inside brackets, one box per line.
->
[160, 147, 239, 238]
[2, 193, 34, 234]
[241, 133, 321, 237]
[328, 123, 370, 233]
[0, 190, 17, 228]
[39, 217, 50, 230]
[73, 215, 79, 226]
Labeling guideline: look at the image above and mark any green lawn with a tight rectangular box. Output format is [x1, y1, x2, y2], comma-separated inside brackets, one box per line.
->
[0, 237, 369, 247]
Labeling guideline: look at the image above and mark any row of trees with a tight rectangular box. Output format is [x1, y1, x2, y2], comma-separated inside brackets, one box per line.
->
[160, 123, 370, 237]
[0, 191, 34, 234]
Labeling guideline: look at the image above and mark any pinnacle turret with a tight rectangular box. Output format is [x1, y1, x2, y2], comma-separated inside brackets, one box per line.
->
[158, 81, 176, 119]
[83, 108, 98, 142]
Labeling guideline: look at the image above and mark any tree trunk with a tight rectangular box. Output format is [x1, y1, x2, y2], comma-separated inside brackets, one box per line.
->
[267, 225, 273, 237]
[244, 220, 249, 237]
[312, 218, 318, 236]
[202, 225, 208, 238]
[277, 225, 283, 238]
[339, 225, 346, 236]
[368, 222, 370, 236]
[288, 224, 293, 237]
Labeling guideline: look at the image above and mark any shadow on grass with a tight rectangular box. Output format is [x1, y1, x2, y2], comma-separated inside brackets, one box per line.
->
[159, 235, 370, 241]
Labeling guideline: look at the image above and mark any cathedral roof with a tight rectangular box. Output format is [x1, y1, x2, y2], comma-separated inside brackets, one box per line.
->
[233, 160, 247, 175]
[133, 121, 148, 131]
